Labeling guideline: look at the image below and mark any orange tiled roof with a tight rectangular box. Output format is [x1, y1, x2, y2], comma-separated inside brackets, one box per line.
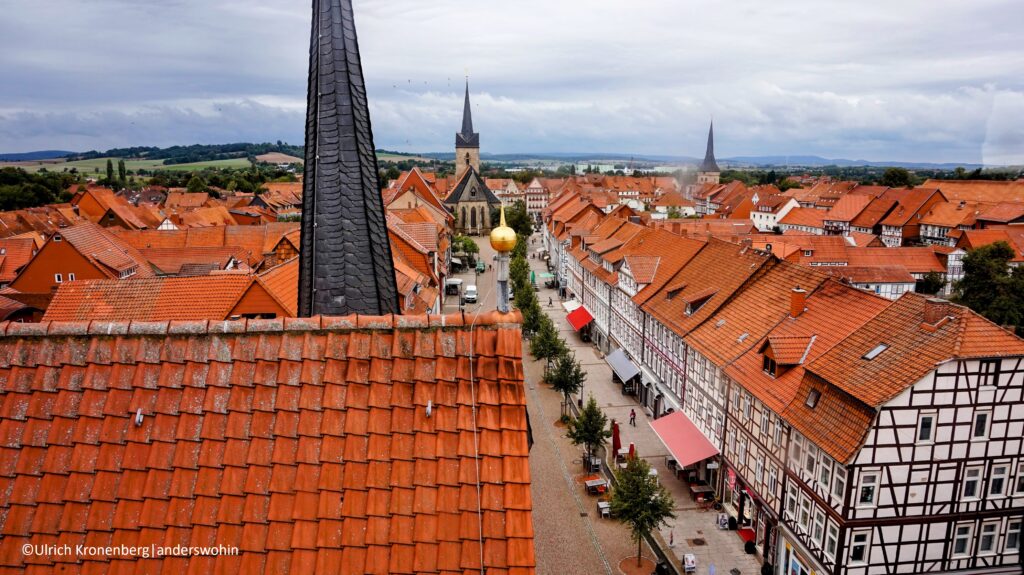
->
[42, 275, 255, 321]
[956, 228, 1024, 262]
[976, 202, 1024, 224]
[919, 201, 980, 228]
[140, 246, 249, 275]
[164, 191, 210, 209]
[110, 224, 299, 266]
[686, 260, 828, 366]
[726, 280, 891, 425]
[849, 197, 897, 229]
[923, 179, 1024, 205]
[642, 239, 770, 337]
[878, 187, 944, 227]
[0, 238, 36, 285]
[808, 292, 1024, 407]
[257, 257, 299, 316]
[0, 313, 534, 574]
[779, 207, 827, 228]
[59, 222, 155, 279]
[824, 194, 872, 222]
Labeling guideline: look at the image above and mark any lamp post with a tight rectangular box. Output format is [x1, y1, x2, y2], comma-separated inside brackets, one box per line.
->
[489, 205, 516, 313]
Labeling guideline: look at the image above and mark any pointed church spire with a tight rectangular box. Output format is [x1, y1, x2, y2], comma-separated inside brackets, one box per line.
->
[700, 121, 720, 173]
[455, 78, 479, 148]
[298, 0, 398, 317]
[461, 79, 474, 136]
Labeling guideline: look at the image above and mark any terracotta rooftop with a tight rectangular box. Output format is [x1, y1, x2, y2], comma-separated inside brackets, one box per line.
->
[164, 192, 210, 210]
[823, 194, 872, 222]
[59, 222, 156, 279]
[849, 197, 897, 229]
[923, 179, 1024, 205]
[140, 247, 250, 276]
[878, 188, 944, 227]
[110, 224, 299, 266]
[725, 280, 891, 443]
[778, 207, 827, 229]
[42, 275, 257, 322]
[0, 238, 36, 285]
[0, 312, 535, 574]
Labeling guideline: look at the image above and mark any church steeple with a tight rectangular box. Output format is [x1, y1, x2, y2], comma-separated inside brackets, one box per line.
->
[700, 121, 720, 173]
[460, 80, 475, 137]
[455, 78, 480, 177]
[298, 0, 398, 317]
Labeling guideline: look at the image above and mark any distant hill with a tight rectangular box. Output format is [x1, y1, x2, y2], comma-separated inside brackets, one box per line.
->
[722, 155, 985, 170]
[0, 150, 74, 161]
[67, 143, 305, 165]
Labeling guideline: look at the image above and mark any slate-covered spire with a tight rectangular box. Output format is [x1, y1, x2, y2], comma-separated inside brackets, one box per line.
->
[700, 121, 720, 172]
[298, 0, 398, 317]
[455, 79, 480, 148]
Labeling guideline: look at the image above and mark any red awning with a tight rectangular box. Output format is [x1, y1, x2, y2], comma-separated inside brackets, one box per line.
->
[649, 411, 720, 468]
[566, 306, 594, 331]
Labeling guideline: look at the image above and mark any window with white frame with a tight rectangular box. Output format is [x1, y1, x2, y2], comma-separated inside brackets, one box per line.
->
[825, 522, 839, 560]
[738, 438, 747, 467]
[978, 522, 998, 555]
[774, 416, 783, 445]
[760, 410, 770, 435]
[972, 411, 990, 440]
[769, 466, 778, 496]
[786, 483, 799, 517]
[727, 429, 736, 455]
[952, 523, 973, 557]
[791, 434, 804, 468]
[819, 457, 832, 489]
[798, 495, 811, 530]
[1016, 462, 1024, 494]
[805, 444, 818, 476]
[812, 509, 826, 544]
[756, 455, 765, 485]
[963, 467, 982, 499]
[917, 412, 935, 443]
[68, 272, 76, 281]
[743, 394, 752, 419]
[1007, 520, 1021, 553]
[54, 273, 63, 283]
[833, 466, 847, 500]
[858, 472, 878, 506]
[850, 531, 870, 564]
[990, 464, 1008, 497]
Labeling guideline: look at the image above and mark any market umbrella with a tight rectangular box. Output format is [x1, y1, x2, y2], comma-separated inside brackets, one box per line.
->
[628, 442, 636, 460]
[612, 421, 621, 456]
[530, 270, 536, 284]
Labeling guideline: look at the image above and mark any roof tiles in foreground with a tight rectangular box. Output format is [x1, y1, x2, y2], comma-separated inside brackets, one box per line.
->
[0, 312, 535, 574]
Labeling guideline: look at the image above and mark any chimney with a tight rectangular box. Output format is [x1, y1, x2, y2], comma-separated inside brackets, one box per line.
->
[923, 298, 951, 325]
[790, 286, 807, 318]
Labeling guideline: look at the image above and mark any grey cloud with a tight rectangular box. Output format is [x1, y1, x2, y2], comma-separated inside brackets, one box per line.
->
[0, 0, 1021, 163]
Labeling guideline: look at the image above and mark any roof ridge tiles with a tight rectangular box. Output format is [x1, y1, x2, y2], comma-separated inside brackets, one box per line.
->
[0, 312, 525, 341]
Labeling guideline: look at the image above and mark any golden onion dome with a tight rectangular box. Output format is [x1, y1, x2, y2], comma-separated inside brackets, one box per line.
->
[490, 205, 517, 252]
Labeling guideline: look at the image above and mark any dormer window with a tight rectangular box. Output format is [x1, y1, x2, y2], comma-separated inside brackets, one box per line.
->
[762, 355, 777, 376]
[803, 250, 813, 257]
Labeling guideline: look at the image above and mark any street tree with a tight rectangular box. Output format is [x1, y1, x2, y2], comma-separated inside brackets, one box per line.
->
[610, 456, 676, 568]
[544, 352, 586, 417]
[953, 241, 1024, 332]
[529, 315, 568, 373]
[510, 256, 530, 292]
[567, 395, 611, 460]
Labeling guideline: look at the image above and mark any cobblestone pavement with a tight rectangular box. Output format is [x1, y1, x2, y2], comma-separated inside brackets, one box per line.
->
[448, 234, 762, 574]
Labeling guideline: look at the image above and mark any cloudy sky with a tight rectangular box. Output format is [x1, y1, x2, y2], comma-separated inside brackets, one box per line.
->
[1, 0, 1022, 164]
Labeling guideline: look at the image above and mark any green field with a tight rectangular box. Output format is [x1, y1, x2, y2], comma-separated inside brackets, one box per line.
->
[0, 156, 254, 174]
[376, 152, 434, 163]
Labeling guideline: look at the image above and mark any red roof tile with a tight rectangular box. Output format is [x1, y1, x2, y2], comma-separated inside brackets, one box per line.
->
[0, 313, 534, 573]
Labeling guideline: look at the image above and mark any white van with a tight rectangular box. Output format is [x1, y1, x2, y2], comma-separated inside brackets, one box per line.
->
[464, 285, 478, 303]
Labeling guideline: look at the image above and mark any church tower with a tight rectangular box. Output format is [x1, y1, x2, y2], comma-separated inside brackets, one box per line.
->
[297, 0, 398, 316]
[696, 121, 721, 186]
[455, 80, 480, 178]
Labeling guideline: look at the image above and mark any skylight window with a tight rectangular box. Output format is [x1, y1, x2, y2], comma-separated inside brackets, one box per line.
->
[805, 389, 821, 408]
[862, 344, 889, 360]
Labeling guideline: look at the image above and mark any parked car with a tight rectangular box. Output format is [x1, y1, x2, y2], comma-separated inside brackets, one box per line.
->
[464, 285, 478, 303]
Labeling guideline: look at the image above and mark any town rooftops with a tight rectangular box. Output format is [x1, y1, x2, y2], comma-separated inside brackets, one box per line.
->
[778, 207, 827, 229]
[789, 293, 1024, 461]
[923, 179, 1024, 205]
[0, 311, 534, 574]
[59, 222, 156, 279]
[878, 187, 944, 227]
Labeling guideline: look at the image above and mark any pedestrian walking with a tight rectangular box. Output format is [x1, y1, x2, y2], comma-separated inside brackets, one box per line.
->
[629, 409, 636, 426]
[548, 297, 553, 306]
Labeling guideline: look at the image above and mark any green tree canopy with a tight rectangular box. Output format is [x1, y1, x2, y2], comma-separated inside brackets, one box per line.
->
[452, 235, 479, 256]
[953, 241, 1024, 332]
[105, 159, 114, 183]
[544, 353, 586, 417]
[567, 395, 612, 460]
[880, 167, 913, 188]
[915, 271, 946, 295]
[611, 456, 677, 567]
[186, 175, 208, 193]
[528, 314, 568, 373]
